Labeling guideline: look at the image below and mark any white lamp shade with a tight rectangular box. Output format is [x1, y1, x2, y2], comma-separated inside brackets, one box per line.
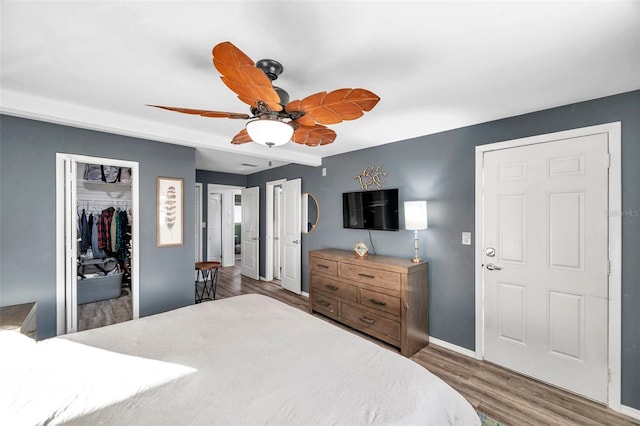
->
[246, 117, 293, 147]
[404, 200, 428, 230]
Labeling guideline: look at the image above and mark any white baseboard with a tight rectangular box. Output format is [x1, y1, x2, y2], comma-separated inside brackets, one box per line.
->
[620, 404, 640, 420]
[301, 291, 309, 298]
[429, 337, 476, 359]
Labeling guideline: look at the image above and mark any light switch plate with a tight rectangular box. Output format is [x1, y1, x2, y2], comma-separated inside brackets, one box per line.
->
[462, 232, 472, 245]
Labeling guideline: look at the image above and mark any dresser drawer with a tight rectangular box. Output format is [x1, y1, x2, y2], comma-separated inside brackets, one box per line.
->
[310, 256, 338, 276]
[341, 303, 400, 342]
[339, 263, 401, 291]
[311, 293, 339, 319]
[311, 275, 357, 302]
[360, 288, 401, 317]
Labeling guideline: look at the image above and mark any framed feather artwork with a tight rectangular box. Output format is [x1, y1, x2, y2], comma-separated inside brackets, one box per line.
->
[157, 176, 184, 247]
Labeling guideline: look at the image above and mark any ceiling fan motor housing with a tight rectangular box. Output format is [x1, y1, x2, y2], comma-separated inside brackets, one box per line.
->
[255, 58, 283, 81]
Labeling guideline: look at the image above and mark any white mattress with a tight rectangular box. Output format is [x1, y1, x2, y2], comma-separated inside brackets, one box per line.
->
[1, 294, 480, 425]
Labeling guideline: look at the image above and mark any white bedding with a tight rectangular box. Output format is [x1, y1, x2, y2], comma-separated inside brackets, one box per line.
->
[1, 294, 479, 425]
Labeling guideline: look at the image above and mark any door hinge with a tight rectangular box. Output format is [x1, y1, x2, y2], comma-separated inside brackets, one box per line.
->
[607, 367, 611, 383]
[604, 153, 611, 168]
[607, 260, 611, 276]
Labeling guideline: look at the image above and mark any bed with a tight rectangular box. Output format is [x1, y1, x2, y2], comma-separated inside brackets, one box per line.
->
[1, 294, 480, 425]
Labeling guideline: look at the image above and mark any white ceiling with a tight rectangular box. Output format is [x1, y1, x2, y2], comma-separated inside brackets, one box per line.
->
[2, 1, 639, 174]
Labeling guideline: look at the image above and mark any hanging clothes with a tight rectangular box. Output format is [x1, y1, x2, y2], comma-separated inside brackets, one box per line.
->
[78, 209, 90, 253]
[117, 209, 130, 261]
[110, 210, 119, 253]
[88, 213, 94, 244]
[97, 207, 116, 251]
[91, 216, 107, 259]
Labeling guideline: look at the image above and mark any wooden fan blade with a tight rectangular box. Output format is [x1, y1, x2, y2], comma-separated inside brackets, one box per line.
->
[212, 42, 282, 112]
[147, 105, 250, 120]
[291, 124, 337, 147]
[286, 88, 380, 126]
[231, 128, 253, 145]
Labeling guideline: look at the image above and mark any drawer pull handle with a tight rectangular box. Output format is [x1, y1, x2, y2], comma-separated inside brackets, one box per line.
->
[317, 300, 331, 307]
[358, 273, 375, 279]
[369, 298, 386, 306]
[359, 316, 375, 325]
[317, 264, 330, 269]
[324, 284, 338, 291]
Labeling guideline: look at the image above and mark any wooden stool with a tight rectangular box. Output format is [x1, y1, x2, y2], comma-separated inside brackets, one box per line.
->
[195, 261, 221, 303]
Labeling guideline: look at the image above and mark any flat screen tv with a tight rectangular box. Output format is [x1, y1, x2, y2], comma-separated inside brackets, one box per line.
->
[342, 188, 399, 231]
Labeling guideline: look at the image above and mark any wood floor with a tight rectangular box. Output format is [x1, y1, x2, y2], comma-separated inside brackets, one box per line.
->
[214, 263, 639, 426]
[77, 289, 132, 332]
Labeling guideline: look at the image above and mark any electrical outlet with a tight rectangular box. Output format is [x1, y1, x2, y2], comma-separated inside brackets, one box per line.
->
[322, 167, 327, 176]
[462, 232, 472, 245]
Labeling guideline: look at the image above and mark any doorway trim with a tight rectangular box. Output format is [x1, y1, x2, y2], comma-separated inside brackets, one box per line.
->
[474, 122, 622, 410]
[55, 153, 140, 335]
[265, 179, 286, 281]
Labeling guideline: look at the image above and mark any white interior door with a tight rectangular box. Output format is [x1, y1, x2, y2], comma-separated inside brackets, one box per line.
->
[241, 186, 259, 280]
[482, 133, 609, 402]
[195, 183, 203, 263]
[273, 187, 282, 280]
[207, 192, 222, 262]
[64, 158, 79, 333]
[280, 178, 301, 294]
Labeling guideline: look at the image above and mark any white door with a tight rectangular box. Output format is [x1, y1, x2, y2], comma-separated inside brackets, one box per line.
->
[64, 158, 79, 333]
[482, 133, 609, 402]
[241, 186, 259, 280]
[273, 187, 282, 280]
[207, 192, 222, 262]
[280, 179, 301, 294]
[195, 184, 203, 263]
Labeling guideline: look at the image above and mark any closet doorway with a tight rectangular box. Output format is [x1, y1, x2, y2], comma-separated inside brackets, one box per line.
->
[55, 154, 140, 335]
[206, 184, 242, 267]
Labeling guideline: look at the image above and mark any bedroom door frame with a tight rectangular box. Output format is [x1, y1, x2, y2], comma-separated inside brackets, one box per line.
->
[265, 179, 286, 281]
[474, 122, 622, 410]
[206, 184, 242, 267]
[55, 153, 140, 335]
[207, 192, 223, 262]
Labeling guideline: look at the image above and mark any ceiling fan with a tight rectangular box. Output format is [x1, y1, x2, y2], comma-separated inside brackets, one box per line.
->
[148, 41, 380, 148]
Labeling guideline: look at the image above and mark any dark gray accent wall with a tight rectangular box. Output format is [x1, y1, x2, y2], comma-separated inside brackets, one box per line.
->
[196, 169, 247, 188]
[0, 115, 196, 339]
[247, 90, 640, 409]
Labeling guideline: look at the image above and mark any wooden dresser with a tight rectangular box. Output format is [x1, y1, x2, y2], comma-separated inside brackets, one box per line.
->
[309, 249, 428, 357]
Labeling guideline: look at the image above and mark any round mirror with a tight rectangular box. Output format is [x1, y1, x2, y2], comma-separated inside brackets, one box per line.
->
[302, 192, 320, 233]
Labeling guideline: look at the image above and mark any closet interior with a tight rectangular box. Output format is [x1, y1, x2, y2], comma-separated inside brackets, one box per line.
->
[76, 163, 133, 331]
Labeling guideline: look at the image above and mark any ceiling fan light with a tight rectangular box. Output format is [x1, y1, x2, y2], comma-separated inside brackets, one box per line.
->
[246, 116, 293, 147]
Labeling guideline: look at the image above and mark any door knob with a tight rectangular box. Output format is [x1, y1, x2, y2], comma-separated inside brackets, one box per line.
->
[293, 240, 300, 244]
[486, 263, 503, 271]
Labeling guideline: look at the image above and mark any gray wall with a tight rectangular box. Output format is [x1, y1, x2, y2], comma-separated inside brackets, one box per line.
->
[1, 89, 637, 408]
[0, 115, 196, 339]
[247, 90, 640, 409]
